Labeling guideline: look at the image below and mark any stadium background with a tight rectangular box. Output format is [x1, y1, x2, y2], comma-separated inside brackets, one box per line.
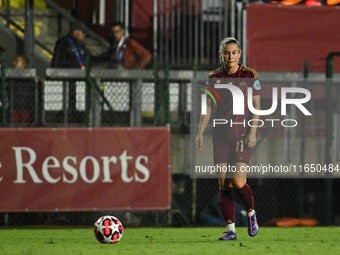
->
[0, 0, 340, 229]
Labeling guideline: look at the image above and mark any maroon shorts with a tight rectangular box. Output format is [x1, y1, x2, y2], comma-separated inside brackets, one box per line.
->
[213, 140, 251, 165]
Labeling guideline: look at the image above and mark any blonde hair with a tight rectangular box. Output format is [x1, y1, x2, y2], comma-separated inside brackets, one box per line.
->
[219, 37, 240, 52]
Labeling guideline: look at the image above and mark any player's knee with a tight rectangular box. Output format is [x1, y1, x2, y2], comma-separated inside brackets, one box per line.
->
[231, 179, 246, 189]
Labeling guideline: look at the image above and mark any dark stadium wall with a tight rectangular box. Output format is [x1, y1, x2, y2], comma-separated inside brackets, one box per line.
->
[132, 2, 340, 72]
[63, 0, 116, 40]
[68, 0, 152, 51]
[131, 0, 154, 53]
[130, 0, 200, 58]
[247, 4, 340, 73]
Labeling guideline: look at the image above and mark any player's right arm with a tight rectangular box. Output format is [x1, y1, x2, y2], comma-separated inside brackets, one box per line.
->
[195, 97, 212, 151]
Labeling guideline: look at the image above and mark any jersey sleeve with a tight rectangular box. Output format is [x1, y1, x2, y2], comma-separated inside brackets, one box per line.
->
[248, 69, 261, 96]
[208, 72, 214, 78]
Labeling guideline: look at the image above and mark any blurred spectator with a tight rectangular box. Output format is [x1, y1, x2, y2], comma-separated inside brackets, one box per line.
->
[51, 22, 90, 69]
[13, 55, 29, 69]
[95, 22, 151, 69]
[50, 22, 91, 124]
[11, 55, 34, 124]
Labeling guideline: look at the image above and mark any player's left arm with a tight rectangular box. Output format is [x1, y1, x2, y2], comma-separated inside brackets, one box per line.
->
[245, 95, 260, 148]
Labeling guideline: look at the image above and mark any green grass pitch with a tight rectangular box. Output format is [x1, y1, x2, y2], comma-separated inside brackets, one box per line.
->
[1, 227, 340, 255]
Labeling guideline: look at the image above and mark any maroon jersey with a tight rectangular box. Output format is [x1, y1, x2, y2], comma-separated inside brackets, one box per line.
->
[208, 64, 261, 142]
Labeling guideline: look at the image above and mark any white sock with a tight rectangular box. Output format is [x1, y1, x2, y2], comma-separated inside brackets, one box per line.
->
[248, 209, 255, 217]
[226, 223, 235, 233]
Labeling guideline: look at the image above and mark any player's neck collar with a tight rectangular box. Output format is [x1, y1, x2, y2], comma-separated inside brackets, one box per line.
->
[223, 64, 242, 75]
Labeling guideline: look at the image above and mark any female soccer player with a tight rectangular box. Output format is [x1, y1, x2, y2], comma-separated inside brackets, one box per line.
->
[195, 37, 260, 240]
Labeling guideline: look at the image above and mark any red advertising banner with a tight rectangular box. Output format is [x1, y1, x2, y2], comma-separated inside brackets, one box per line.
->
[0, 127, 171, 212]
[247, 4, 340, 73]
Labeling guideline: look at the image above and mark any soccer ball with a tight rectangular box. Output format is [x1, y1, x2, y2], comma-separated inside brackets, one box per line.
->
[93, 215, 123, 244]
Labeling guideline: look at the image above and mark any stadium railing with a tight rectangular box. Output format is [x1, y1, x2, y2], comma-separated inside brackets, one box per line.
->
[0, 68, 38, 126]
